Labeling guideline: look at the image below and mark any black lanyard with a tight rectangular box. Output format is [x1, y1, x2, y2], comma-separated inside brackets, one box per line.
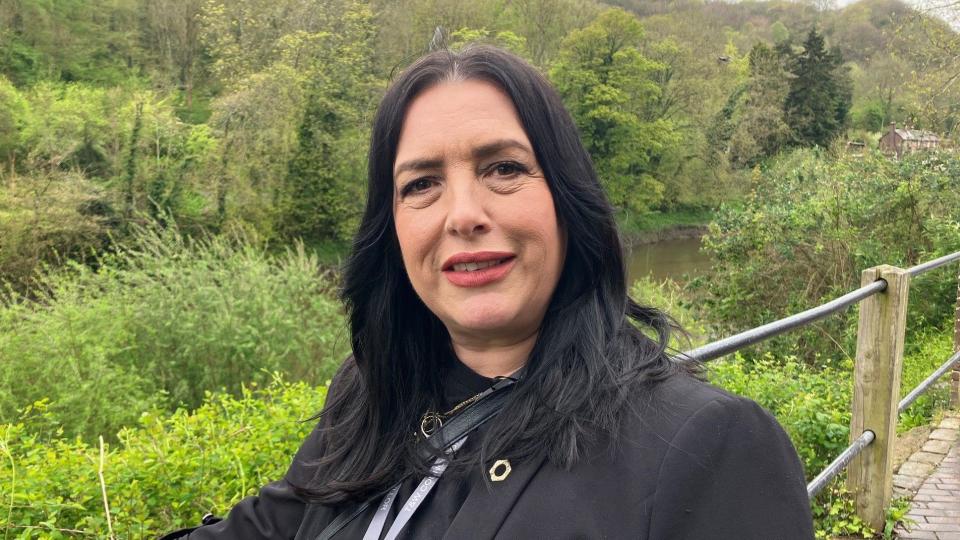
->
[304, 375, 517, 540]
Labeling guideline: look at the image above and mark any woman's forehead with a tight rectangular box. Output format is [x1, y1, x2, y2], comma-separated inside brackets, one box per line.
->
[394, 80, 532, 171]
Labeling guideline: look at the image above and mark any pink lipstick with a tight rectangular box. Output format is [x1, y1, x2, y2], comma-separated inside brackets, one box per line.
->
[442, 251, 516, 287]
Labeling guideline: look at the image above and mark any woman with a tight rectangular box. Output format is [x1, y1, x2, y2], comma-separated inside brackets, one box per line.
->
[173, 45, 814, 539]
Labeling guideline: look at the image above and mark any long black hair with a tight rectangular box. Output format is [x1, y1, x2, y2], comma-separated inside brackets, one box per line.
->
[297, 45, 695, 504]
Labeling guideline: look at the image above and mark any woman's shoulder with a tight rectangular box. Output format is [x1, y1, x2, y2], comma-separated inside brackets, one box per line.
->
[631, 375, 814, 537]
[623, 372, 793, 457]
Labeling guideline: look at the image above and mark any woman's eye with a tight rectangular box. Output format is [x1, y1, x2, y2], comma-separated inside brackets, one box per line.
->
[401, 178, 436, 197]
[490, 161, 526, 177]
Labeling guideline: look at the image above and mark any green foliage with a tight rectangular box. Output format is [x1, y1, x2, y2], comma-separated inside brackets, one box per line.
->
[694, 149, 960, 362]
[618, 207, 713, 235]
[0, 0, 141, 86]
[0, 169, 111, 292]
[449, 28, 528, 57]
[811, 483, 873, 539]
[783, 27, 853, 148]
[0, 76, 28, 173]
[0, 376, 322, 537]
[883, 497, 914, 539]
[723, 42, 792, 168]
[711, 356, 852, 474]
[499, 0, 601, 66]
[771, 21, 790, 44]
[281, 51, 372, 242]
[630, 276, 708, 348]
[0, 223, 348, 440]
[897, 329, 955, 431]
[550, 8, 680, 213]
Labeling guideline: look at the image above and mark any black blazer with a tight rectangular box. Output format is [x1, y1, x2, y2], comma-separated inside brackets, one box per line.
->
[183, 373, 814, 539]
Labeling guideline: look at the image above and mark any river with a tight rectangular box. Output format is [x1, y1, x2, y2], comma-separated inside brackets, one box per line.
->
[625, 235, 712, 284]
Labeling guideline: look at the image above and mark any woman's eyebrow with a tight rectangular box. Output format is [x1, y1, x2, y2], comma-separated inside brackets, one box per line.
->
[394, 157, 443, 178]
[394, 139, 531, 177]
[472, 139, 531, 161]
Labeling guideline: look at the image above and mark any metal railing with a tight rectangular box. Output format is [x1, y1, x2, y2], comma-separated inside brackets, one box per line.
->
[676, 250, 960, 515]
[682, 280, 887, 363]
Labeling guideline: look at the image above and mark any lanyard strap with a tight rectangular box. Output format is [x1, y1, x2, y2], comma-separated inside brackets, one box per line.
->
[306, 374, 519, 540]
[363, 437, 467, 540]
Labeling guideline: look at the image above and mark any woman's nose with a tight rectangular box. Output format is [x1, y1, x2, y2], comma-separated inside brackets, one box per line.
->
[444, 175, 490, 237]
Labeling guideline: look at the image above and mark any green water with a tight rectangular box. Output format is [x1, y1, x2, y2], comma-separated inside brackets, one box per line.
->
[626, 236, 712, 283]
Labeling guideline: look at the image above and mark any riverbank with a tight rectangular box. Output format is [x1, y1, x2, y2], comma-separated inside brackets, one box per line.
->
[618, 208, 713, 245]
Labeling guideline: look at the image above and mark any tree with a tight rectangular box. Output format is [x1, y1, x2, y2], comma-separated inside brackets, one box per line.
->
[0, 0, 141, 85]
[849, 55, 908, 131]
[0, 76, 28, 181]
[277, 0, 377, 242]
[724, 42, 792, 168]
[371, 0, 504, 72]
[783, 27, 852, 147]
[550, 8, 680, 213]
[900, 0, 960, 135]
[771, 21, 790, 44]
[140, 0, 205, 108]
[501, 0, 599, 66]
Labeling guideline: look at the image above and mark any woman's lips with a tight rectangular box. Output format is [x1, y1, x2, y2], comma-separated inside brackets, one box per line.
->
[443, 257, 516, 287]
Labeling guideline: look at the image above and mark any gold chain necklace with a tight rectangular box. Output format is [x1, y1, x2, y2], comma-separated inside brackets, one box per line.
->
[419, 390, 486, 439]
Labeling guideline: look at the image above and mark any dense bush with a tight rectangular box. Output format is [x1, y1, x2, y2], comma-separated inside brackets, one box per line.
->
[897, 328, 955, 431]
[0, 376, 322, 538]
[0, 225, 348, 441]
[695, 149, 960, 364]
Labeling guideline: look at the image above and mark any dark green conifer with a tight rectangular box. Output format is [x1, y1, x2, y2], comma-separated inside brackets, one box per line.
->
[783, 27, 852, 147]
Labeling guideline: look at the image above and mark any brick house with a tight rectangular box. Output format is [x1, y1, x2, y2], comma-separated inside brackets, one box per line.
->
[879, 122, 941, 158]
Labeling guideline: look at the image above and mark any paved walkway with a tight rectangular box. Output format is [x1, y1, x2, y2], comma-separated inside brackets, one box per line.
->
[895, 414, 960, 540]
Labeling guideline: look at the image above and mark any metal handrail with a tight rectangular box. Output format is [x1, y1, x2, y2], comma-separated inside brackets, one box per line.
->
[676, 249, 960, 500]
[899, 350, 960, 413]
[806, 349, 960, 498]
[682, 280, 888, 362]
[807, 430, 875, 499]
[682, 250, 960, 363]
[907, 251, 960, 277]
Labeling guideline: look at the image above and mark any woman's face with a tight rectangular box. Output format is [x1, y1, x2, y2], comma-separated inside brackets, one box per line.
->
[393, 79, 564, 348]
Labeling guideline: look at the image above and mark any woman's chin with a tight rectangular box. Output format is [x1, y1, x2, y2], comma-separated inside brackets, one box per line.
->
[448, 311, 520, 340]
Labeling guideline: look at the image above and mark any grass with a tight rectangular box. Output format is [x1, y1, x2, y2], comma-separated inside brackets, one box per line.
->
[617, 207, 715, 237]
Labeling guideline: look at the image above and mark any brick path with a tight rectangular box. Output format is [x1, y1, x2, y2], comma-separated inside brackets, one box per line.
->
[895, 415, 960, 540]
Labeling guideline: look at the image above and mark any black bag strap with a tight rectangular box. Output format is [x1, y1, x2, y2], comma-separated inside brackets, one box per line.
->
[157, 513, 222, 539]
[298, 376, 517, 540]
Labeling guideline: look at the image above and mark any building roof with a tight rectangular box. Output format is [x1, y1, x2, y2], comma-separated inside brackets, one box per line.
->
[895, 128, 940, 142]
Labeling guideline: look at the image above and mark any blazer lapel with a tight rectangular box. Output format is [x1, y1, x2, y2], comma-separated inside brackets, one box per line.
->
[442, 454, 548, 540]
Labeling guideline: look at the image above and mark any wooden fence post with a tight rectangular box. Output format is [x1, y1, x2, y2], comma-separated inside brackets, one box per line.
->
[951, 265, 960, 408]
[848, 265, 910, 530]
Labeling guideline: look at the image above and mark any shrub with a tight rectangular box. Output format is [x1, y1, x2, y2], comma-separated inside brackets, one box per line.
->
[630, 276, 711, 353]
[710, 355, 852, 474]
[0, 376, 322, 538]
[0, 224, 349, 441]
[694, 148, 960, 365]
[897, 328, 955, 431]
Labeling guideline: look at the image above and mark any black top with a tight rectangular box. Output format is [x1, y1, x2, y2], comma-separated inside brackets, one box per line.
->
[347, 358, 498, 539]
[181, 360, 815, 540]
